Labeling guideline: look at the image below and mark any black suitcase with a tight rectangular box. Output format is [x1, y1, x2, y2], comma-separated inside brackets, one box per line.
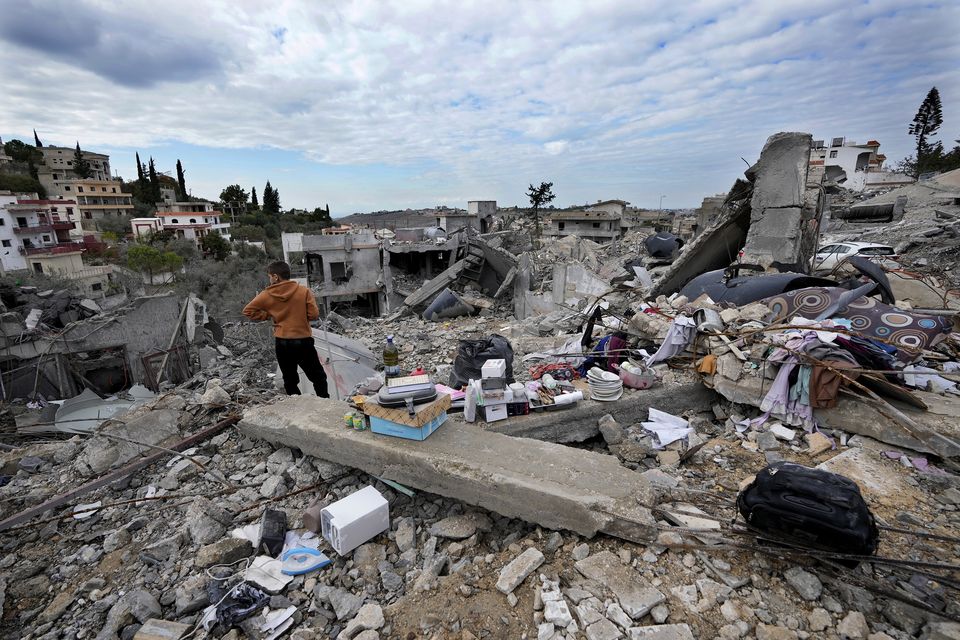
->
[737, 461, 879, 557]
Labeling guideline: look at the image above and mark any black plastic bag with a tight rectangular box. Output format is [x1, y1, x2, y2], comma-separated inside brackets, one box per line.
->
[449, 334, 514, 389]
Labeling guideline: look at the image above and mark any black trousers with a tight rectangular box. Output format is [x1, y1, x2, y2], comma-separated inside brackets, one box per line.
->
[275, 337, 329, 398]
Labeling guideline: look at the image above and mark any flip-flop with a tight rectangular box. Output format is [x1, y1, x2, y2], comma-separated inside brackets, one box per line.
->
[280, 547, 331, 576]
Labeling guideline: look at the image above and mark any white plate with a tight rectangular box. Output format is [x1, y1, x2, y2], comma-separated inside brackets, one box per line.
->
[591, 389, 623, 402]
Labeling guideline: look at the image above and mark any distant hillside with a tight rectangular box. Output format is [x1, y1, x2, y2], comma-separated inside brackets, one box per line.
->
[336, 208, 463, 230]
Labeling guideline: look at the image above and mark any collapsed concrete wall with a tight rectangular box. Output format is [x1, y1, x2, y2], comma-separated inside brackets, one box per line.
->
[651, 132, 824, 296]
[741, 132, 822, 272]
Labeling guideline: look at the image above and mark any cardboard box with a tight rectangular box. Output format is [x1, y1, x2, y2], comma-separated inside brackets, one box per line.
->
[362, 393, 451, 427]
[481, 359, 507, 379]
[370, 412, 447, 441]
[321, 485, 390, 555]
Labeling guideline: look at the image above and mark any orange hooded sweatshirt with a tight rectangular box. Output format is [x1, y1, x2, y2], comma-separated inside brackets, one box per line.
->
[242, 280, 320, 339]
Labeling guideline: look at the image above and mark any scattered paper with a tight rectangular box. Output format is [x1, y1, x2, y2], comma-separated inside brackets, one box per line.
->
[641, 408, 693, 448]
[72, 501, 101, 519]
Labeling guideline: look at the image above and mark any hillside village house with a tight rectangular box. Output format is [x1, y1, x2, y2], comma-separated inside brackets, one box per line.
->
[0, 191, 113, 297]
[130, 200, 231, 248]
[809, 137, 914, 191]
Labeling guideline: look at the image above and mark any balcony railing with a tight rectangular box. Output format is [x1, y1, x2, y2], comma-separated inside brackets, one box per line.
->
[13, 224, 53, 235]
[19, 242, 86, 256]
[10, 217, 76, 234]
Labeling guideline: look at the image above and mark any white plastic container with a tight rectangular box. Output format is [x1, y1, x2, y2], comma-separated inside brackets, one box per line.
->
[320, 485, 390, 555]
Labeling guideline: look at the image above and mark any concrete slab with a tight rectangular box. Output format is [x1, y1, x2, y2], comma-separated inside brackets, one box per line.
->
[574, 550, 665, 619]
[240, 396, 657, 542]
[483, 382, 715, 444]
[815, 443, 926, 510]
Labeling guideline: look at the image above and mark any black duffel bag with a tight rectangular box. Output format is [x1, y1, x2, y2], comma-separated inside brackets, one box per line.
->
[737, 461, 879, 557]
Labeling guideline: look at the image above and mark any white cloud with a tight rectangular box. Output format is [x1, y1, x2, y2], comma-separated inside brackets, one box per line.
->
[0, 0, 957, 211]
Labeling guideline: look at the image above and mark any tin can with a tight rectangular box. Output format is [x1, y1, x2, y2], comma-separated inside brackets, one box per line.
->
[352, 415, 366, 431]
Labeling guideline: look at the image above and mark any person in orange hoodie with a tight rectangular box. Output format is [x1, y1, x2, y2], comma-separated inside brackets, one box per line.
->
[243, 261, 329, 397]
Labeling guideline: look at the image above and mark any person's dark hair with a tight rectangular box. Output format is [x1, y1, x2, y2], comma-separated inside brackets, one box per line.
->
[267, 261, 291, 280]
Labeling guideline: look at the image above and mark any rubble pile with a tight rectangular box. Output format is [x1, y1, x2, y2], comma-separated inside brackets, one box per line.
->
[1, 133, 959, 640]
[824, 169, 960, 289]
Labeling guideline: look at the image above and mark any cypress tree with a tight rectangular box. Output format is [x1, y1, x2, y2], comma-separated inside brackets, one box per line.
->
[148, 157, 161, 203]
[176, 159, 187, 199]
[251, 186, 259, 209]
[34, 129, 42, 147]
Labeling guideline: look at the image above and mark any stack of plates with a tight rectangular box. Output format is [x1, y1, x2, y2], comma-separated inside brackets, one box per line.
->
[587, 367, 623, 402]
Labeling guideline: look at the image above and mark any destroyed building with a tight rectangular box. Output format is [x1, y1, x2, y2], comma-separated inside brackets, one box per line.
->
[0, 132, 958, 640]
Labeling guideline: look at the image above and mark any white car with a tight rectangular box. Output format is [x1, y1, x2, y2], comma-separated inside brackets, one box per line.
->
[813, 242, 898, 271]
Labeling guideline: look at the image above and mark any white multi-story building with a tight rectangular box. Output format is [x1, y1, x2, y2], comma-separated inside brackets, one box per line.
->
[809, 137, 914, 191]
[130, 200, 231, 248]
[0, 191, 113, 296]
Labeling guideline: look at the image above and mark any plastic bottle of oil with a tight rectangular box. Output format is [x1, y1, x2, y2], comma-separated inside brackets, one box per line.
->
[383, 335, 400, 378]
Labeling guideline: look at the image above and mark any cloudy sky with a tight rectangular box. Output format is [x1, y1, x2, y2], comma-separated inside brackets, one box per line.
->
[1, 1, 957, 215]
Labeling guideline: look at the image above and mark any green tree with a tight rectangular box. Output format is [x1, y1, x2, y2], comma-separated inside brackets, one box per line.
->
[219, 184, 248, 220]
[176, 159, 187, 199]
[200, 233, 231, 261]
[73, 142, 92, 178]
[127, 244, 182, 282]
[136, 152, 145, 186]
[34, 129, 42, 147]
[909, 87, 944, 177]
[3, 139, 43, 163]
[250, 186, 259, 210]
[526, 181, 556, 247]
[263, 181, 280, 215]
[0, 174, 46, 198]
[232, 224, 266, 242]
[148, 157, 161, 202]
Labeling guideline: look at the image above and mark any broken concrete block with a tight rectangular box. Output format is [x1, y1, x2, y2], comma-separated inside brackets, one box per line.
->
[656, 450, 680, 467]
[628, 624, 694, 639]
[575, 550, 665, 619]
[195, 538, 252, 569]
[837, 611, 870, 639]
[756, 431, 779, 451]
[201, 384, 231, 408]
[769, 424, 796, 441]
[428, 513, 491, 540]
[598, 414, 624, 445]
[544, 598, 574, 627]
[496, 548, 544, 594]
[133, 619, 193, 640]
[338, 603, 384, 640]
[185, 497, 234, 545]
[805, 431, 833, 456]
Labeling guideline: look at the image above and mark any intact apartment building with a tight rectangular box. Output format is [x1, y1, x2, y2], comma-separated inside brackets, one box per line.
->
[36, 145, 112, 195]
[50, 179, 134, 232]
[809, 137, 914, 191]
[130, 200, 231, 248]
[544, 200, 629, 243]
[0, 191, 113, 297]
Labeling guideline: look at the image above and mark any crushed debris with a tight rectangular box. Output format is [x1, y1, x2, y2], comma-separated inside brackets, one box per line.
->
[1, 133, 958, 640]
